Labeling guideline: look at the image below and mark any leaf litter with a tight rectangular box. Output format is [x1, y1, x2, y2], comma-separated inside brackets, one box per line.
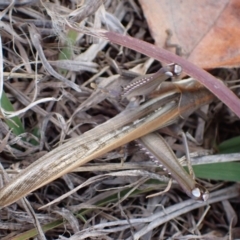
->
[0, 0, 240, 239]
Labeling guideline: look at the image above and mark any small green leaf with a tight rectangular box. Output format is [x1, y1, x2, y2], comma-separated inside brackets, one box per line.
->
[217, 136, 240, 153]
[58, 29, 78, 74]
[1, 91, 25, 135]
[193, 162, 240, 181]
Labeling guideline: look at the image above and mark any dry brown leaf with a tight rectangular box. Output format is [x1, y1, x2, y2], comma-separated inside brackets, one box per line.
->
[139, 0, 240, 69]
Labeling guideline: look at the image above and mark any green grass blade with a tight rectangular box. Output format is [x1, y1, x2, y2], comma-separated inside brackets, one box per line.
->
[1, 90, 25, 135]
[193, 162, 240, 181]
[58, 29, 78, 74]
[217, 136, 240, 153]
[11, 220, 63, 240]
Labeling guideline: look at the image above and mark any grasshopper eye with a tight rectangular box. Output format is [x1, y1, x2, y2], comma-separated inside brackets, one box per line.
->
[173, 64, 182, 76]
[192, 184, 209, 201]
[165, 71, 174, 77]
[202, 191, 210, 202]
[167, 63, 182, 76]
[192, 187, 201, 198]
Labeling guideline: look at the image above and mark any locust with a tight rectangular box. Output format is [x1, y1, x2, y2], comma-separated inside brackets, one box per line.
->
[0, 64, 214, 207]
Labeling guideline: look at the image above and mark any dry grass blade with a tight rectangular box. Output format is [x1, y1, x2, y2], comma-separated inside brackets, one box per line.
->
[4, 82, 61, 127]
[28, 24, 83, 93]
[133, 185, 239, 239]
[0, 0, 39, 8]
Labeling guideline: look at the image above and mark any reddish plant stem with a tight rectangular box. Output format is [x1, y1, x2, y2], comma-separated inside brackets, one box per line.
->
[103, 31, 240, 119]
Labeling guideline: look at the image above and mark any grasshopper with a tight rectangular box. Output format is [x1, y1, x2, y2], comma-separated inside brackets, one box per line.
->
[138, 133, 209, 200]
[0, 64, 214, 207]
